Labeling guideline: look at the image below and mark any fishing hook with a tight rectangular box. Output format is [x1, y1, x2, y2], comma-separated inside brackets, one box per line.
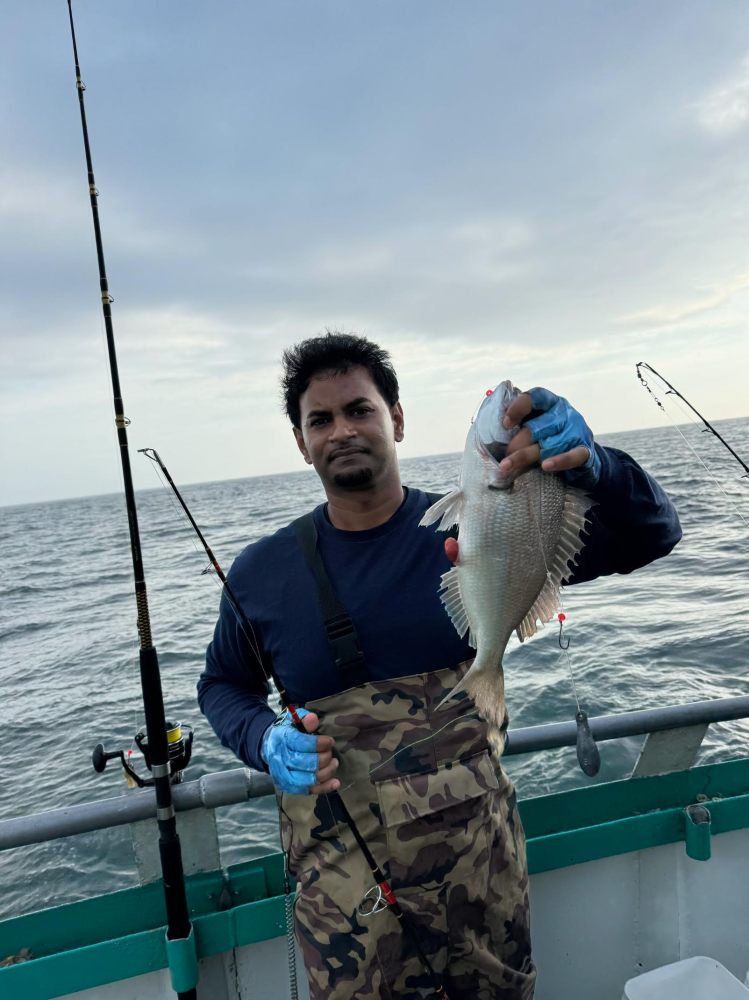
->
[557, 612, 570, 650]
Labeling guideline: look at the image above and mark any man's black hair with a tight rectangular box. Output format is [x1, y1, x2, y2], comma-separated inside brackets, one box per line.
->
[281, 331, 400, 428]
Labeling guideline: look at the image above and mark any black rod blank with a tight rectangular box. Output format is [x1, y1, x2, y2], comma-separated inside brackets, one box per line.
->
[65, 4, 196, 997]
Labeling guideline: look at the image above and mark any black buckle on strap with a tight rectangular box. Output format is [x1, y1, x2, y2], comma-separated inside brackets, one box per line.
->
[326, 613, 365, 670]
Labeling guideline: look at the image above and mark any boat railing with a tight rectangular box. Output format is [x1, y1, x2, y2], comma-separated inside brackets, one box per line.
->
[2, 693, 748, 853]
[505, 693, 749, 755]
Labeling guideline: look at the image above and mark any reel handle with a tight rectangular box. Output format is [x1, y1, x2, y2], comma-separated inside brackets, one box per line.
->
[92, 743, 124, 774]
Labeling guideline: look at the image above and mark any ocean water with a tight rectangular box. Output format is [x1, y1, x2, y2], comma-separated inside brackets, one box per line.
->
[0, 417, 747, 920]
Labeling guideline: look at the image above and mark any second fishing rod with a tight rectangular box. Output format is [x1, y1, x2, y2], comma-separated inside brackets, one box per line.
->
[141, 447, 450, 1000]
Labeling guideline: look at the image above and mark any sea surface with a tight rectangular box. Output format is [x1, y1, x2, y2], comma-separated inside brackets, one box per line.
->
[1, 417, 747, 920]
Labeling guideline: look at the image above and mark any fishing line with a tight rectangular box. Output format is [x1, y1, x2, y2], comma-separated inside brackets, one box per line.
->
[636, 363, 748, 531]
[559, 637, 581, 709]
[654, 399, 748, 524]
[333, 709, 482, 794]
[141, 457, 275, 708]
[146, 463, 212, 561]
[95, 274, 143, 750]
[147, 469, 271, 677]
[141, 452, 269, 672]
[144, 460, 246, 598]
[664, 405, 749, 523]
[526, 482, 582, 711]
[139, 450, 315, 730]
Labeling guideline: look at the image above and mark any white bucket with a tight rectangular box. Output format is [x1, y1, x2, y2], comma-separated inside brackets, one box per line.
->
[623, 956, 749, 999]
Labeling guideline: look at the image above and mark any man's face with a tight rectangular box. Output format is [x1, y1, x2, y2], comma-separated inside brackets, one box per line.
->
[293, 366, 404, 493]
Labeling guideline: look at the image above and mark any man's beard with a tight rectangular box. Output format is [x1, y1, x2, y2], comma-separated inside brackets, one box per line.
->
[332, 467, 374, 490]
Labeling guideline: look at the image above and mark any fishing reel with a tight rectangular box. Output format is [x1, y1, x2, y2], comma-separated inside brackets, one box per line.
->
[92, 720, 194, 788]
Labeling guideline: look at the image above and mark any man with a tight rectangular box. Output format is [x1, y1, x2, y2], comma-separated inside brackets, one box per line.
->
[198, 332, 681, 1000]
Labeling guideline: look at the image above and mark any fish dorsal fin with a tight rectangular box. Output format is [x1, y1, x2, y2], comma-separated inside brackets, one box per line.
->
[438, 565, 476, 649]
[419, 489, 464, 531]
[516, 486, 592, 642]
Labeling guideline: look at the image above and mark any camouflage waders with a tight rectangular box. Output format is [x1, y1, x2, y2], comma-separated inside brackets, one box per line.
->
[279, 665, 536, 1000]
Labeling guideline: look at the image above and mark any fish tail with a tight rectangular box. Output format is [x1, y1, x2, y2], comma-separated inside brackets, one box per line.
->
[463, 664, 506, 732]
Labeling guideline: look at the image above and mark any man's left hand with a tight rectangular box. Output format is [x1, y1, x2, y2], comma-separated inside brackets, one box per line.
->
[498, 387, 601, 488]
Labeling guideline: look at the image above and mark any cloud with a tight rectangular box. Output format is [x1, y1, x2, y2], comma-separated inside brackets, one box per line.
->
[242, 214, 535, 291]
[311, 247, 395, 279]
[616, 273, 749, 329]
[119, 306, 229, 355]
[448, 217, 535, 282]
[0, 165, 86, 243]
[395, 334, 549, 381]
[0, 162, 200, 258]
[694, 55, 749, 136]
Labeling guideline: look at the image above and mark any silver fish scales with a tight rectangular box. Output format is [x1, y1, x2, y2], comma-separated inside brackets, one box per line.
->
[420, 380, 593, 743]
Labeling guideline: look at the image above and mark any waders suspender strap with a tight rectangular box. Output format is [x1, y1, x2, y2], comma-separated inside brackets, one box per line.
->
[292, 494, 452, 682]
[292, 513, 369, 685]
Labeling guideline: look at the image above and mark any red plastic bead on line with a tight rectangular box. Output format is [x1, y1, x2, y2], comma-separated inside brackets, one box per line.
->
[485, 388, 494, 396]
[557, 613, 566, 622]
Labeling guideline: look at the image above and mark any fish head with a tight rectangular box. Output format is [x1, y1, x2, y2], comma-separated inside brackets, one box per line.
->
[470, 379, 522, 488]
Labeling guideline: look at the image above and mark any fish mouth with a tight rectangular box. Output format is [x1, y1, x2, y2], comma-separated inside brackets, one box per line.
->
[479, 438, 516, 490]
[484, 441, 508, 462]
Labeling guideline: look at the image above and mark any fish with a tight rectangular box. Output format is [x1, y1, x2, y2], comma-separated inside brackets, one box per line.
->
[419, 379, 593, 741]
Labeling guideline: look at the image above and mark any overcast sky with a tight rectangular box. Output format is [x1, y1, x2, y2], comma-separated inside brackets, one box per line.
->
[2, 1, 748, 506]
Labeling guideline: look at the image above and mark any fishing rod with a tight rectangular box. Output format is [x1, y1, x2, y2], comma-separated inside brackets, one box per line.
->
[636, 362, 749, 478]
[141, 448, 450, 999]
[65, 5, 197, 998]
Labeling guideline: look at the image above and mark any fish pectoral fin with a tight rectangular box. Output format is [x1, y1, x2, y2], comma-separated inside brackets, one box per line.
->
[419, 489, 464, 531]
[438, 565, 475, 645]
[516, 485, 593, 642]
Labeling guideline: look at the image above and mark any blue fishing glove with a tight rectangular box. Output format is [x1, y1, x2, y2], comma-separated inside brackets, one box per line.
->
[260, 708, 319, 795]
[525, 387, 601, 488]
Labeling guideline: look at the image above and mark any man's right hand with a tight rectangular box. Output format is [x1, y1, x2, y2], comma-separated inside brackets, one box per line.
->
[260, 708, 340, 795]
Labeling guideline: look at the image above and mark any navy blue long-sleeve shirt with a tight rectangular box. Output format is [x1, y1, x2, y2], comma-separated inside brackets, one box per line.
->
[198, 445, 681, 771]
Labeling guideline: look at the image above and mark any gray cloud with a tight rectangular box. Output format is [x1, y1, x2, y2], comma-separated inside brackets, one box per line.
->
[694, 55, 749, 136]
